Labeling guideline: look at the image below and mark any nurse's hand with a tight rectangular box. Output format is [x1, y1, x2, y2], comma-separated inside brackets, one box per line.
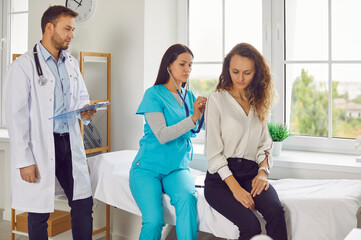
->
[191, 96, 207, 124]
[20, 164, 40, 183]
[80, 104, 97, 121]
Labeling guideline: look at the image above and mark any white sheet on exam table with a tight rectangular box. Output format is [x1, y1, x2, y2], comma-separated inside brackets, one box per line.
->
[88, 150, 361, 240]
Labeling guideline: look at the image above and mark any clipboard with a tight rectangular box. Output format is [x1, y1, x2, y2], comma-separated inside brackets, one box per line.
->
[49, 101, 110, 119]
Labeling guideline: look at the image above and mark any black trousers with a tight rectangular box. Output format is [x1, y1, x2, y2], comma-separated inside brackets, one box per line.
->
[28, 133, 93, 240]
[204, 158, 287, 240]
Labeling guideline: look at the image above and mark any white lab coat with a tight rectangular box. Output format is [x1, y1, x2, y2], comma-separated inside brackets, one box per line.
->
[5, 43, 92, 213]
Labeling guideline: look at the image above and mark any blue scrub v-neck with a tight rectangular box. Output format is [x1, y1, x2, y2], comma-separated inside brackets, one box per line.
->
[132, 84, 197, 175]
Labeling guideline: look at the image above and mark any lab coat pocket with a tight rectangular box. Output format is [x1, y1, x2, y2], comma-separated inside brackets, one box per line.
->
[70, 75, 80, 98]
[33, 74, 55, 107]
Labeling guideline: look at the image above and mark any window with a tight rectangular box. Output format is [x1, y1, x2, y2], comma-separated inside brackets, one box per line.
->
[187, 0, 360, 153]
[9, 0, 29, 59]
[0, 0, 29, 127]
[187, 0, 268, 143]
[188, 0, 266, 98]
[0, 1, 6, 127]
[273, 0, 361, 153]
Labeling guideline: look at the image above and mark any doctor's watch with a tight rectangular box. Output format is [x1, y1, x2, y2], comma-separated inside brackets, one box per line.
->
[258, 167, 270, 176]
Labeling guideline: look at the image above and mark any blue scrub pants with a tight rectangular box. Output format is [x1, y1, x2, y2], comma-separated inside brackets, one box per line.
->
[129, 166, 197, 240]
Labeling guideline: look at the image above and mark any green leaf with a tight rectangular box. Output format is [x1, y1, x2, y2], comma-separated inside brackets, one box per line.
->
[267, 122, 292, 142]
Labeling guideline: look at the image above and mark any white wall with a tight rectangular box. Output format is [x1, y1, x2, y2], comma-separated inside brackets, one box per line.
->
[143, 0, 178, 89]
[25, 0, 179, 239]
[29, 0, 145, 152]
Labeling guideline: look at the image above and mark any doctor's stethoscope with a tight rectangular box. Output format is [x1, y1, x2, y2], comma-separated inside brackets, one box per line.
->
[167, 68, 205, 134]
[33, 44, 48, 86]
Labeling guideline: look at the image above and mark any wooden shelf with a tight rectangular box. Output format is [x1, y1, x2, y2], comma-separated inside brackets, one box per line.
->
[83, 56, 108, 63]
[79, 51, 111, 155]
[80, 51, 111, 240]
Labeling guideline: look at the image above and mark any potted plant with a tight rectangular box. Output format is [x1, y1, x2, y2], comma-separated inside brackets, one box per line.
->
[267, 122, 292, 157]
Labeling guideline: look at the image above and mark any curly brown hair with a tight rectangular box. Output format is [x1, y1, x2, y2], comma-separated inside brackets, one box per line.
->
[216, 43, 275, 122]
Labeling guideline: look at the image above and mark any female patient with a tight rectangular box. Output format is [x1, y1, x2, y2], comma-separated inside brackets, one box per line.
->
[204, 43, 287, 240]
[129, 44, 207, 240]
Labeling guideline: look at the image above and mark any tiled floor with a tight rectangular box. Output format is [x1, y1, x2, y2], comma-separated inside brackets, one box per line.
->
[0, 220, 28, 240]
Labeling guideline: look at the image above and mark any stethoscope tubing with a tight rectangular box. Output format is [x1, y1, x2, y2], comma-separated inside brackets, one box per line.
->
[33, 43, 48, 86]
[167, 68, 204, 134]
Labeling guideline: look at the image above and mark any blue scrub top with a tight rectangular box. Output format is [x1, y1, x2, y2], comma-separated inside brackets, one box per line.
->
[133, 84, 197, 175]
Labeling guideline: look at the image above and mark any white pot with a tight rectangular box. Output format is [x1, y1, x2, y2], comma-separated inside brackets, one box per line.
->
[272, 141, 283, 157]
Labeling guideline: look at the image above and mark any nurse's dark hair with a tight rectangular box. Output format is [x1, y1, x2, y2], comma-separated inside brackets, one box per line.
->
[216, 43, 276, 123]
[41, 5, 78, 34]
[154, 44, 194, 87]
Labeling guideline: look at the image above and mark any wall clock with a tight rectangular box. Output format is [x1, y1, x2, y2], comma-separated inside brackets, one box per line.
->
[65, 0, 96, 23]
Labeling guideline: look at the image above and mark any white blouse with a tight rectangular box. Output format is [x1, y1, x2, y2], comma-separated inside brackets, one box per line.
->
[204, 90, 273, 180]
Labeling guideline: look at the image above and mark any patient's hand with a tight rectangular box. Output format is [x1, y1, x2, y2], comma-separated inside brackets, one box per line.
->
[251, 171, 269, 197]
[225, 175, 255, 210]
[233, 187, 255, 210]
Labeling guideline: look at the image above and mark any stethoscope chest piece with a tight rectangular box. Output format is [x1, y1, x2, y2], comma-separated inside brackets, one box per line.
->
[38, 75, 47, 86]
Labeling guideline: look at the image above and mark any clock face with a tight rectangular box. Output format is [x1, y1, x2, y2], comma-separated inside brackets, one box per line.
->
[65, 0, 96, 23]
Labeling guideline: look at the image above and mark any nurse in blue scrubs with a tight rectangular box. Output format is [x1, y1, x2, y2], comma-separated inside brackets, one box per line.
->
[129, 44, 207, 240]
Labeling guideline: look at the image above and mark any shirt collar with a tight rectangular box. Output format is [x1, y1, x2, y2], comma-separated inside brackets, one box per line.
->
[38, 42, 66, 62]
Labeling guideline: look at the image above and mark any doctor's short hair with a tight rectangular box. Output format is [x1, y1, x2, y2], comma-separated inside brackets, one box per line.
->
[41, 5, 78, 34]
[154, 44, 194, 87]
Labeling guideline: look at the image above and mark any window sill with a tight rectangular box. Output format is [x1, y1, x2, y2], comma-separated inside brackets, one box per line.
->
[0, 129, 9, 142]
[273, 150, 361, 170]
[192, 144, 361, 179]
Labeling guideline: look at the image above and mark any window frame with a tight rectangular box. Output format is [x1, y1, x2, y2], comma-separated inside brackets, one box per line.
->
[184, 0, 359, 154]
[1, 0, 9, 128]
[186, 0, 272, 73]
[272, 0, 359, 154]
[0, 0, 29, 128]
[183, 0, 272, 144]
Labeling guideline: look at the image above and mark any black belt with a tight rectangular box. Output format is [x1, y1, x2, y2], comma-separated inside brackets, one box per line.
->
[54, 132, 69, 137]
[227, 157, 244, 163]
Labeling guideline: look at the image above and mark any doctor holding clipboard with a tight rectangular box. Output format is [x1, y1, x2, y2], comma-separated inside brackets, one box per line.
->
[6, 6, 96, 240]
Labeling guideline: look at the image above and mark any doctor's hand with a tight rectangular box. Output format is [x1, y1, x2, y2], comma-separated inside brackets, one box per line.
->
[20, 164, 40, 183]
[80, 104, 97, 121]
[191, 96, 207, 124]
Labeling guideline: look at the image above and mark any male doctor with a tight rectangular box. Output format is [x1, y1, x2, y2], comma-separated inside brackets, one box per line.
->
[5, 6, 96, 240]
